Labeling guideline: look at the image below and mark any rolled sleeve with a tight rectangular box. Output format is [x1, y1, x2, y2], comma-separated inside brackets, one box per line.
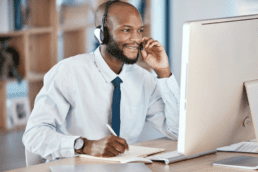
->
[157, 75, 180, 95]
[53, 135, 80, 159]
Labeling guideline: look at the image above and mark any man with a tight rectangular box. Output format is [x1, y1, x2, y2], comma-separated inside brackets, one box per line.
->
[22, 1, 179, 161]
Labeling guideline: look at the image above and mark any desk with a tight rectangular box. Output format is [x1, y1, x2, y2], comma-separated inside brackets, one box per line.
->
[6, 137, 258, 172]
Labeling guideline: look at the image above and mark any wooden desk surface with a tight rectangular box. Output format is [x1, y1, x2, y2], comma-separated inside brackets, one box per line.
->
[6, 137, 258, 172]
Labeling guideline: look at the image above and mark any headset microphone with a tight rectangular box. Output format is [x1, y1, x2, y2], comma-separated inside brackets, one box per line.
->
[139, 43, 143, 50]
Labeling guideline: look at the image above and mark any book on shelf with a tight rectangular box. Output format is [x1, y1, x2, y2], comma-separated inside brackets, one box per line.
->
[0, 0, 9, 33]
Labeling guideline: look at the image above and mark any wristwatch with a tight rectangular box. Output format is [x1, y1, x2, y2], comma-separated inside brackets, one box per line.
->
[74, 138, 85, 154]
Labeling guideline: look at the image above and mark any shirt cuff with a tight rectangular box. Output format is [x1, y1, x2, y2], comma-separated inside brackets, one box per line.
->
[157, 74, 180, 95]
[58, 135, 80, 158]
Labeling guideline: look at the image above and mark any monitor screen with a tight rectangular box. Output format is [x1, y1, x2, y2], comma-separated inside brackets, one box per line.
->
[178, 14, 258, 156]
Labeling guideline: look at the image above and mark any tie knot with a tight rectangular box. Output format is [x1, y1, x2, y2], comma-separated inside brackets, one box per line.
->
[112, 77, 123, 87]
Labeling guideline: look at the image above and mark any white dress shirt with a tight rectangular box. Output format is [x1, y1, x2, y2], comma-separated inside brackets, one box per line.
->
[22, 47, 180, 161]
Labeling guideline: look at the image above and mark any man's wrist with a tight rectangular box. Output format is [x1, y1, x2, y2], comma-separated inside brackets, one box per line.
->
[82, 138, 93, 155]
[155, 67, 172, 78]
[74, 137, 86, 154]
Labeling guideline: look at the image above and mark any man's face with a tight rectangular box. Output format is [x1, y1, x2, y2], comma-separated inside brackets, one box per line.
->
[106, 7, 144, 64]
[106, 34, 140, 64]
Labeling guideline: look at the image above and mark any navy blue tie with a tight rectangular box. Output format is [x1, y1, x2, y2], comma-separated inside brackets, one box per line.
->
[111, 77, 123, 136]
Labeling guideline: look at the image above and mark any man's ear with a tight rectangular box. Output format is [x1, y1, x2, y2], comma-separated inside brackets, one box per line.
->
[94, 28, 102, 44]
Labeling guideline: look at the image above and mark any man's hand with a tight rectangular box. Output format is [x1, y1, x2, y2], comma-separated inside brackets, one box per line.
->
[82, 135, 129, 157]
[140, 37, 172, 78]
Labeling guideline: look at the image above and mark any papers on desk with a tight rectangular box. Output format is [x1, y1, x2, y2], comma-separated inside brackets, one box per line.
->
[50, 163, 152, 172]
[212, 155, 258, 170]
[80, 145, 165, 163]
[217, 140, 258, 153]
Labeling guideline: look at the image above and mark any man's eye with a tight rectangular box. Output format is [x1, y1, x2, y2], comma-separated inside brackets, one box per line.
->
[138, 30, 144, 33]
[122, 29, 130, 32]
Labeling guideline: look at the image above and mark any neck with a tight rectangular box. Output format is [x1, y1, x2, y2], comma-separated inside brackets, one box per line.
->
[100, 45, 123, 74]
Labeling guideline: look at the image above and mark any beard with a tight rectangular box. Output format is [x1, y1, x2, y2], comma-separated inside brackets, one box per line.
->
[106, 36, 139, 64]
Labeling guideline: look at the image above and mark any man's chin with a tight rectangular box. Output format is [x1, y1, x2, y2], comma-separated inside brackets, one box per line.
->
[122, 52, 139, 64]
[123, 57, 139, 64]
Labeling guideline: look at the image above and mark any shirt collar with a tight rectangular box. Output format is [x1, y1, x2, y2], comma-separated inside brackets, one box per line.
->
[94, 47, 127, 83]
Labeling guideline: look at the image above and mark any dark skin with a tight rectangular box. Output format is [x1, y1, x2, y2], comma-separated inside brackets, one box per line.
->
[78, 2, 172, 157]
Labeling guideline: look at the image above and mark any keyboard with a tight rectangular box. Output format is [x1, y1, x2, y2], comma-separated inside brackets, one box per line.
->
[235, 142, 258, 152]
[217, 141, 258, 153]
[147, 149, 217, 165]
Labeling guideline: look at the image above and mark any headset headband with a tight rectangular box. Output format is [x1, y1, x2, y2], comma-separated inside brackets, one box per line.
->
[101, 1, 117, 32]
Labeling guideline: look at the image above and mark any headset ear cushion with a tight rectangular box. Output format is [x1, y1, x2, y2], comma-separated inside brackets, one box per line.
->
[102, 27, 109, 44]
[100, 29, 105, 43]
[94, 28, 103, 44]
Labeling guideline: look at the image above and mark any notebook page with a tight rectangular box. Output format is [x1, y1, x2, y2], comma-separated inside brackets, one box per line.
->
[80, 145, 165, 162]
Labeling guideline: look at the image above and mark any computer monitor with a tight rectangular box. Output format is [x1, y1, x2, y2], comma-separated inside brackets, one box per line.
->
[178, 14, 258, 156]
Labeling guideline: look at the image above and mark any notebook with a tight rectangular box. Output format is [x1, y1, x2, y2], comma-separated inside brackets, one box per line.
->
[79, 145, 165, 163]
[50, 163, 152, 172]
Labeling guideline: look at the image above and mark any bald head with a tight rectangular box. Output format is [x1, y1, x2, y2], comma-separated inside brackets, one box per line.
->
[94, 1, 142, 28]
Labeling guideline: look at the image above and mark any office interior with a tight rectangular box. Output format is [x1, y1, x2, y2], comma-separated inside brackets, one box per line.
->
[0, 0, 258, 171]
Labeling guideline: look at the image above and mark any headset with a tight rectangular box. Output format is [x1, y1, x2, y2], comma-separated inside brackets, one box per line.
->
[94, 0, 143, 50]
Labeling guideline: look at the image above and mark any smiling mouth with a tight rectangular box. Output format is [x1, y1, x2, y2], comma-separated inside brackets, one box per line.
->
[125, 46, 139, 50]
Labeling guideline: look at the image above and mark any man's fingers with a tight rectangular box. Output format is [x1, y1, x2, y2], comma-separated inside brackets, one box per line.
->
[148, 41, 160, 50]
[144, 38, 154, 48]
[114, 137, 129, 151]
[142, 37, 151, 42]
[102, 149, 116, 157]
[103, 142, 121, 157]
[112, 141, 126, 153]
[109, 144, 121, 156]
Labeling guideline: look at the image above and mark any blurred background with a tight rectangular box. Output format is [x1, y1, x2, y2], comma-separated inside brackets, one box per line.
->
[0, 0, 258, 171]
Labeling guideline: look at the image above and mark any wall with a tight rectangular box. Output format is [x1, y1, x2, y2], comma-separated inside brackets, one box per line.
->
[170, 0, 258, 84]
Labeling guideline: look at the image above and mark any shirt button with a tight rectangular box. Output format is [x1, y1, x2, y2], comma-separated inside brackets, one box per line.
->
[67, 152, 71, 156]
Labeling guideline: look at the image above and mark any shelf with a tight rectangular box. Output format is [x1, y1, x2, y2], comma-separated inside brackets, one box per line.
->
[0, 30, 25, 37]
[63, 30, 86, 59]
[26, 72, 45, 82]
[7, 36, 27, 79]
[28, 81, 43, 110]
[27, 27, 54, 35]
[0, 27, 53, 37]
[59, 23, 94, 32]
[0, 82, 7, 129]
[0, 125, 26, 133]
[28, 34, 53, 74]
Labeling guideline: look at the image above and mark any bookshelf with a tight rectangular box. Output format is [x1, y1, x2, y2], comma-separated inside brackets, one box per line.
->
[0, 0, 152, 131]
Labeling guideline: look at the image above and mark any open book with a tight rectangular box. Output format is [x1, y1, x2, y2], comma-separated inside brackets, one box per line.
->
[79, 145, 165, 163]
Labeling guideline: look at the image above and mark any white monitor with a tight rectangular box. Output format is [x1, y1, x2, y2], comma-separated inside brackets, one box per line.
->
[178, 14, 258, 156]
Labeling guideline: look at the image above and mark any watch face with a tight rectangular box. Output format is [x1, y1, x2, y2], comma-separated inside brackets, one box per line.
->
[74, 138, 84, 150]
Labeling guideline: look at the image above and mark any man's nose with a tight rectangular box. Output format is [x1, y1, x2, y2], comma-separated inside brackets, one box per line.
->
[130, 31, 142, 43]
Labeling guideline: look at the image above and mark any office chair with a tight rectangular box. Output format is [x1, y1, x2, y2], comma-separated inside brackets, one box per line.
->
[25, 148, 44, 167]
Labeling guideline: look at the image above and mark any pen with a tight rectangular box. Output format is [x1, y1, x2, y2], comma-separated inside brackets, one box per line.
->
[106, 124, 129, 152]
[106, 124, 117, 136]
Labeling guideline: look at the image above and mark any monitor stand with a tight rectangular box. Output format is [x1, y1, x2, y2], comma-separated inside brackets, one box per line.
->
[244, 79, 258, 137]
[212, 79, 258, 169]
